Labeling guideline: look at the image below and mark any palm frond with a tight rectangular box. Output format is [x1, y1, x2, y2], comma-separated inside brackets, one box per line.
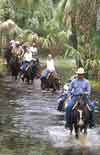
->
[64, 44, 80, 58]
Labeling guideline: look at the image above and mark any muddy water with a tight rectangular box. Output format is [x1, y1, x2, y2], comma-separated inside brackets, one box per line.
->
[0, 76, 100, 155]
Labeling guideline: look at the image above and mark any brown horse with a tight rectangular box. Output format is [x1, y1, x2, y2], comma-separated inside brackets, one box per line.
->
[20, 59, 41, 84]
[69, 96, 91, 138]
[9, 55, 20, 80]
[41, 72, 61, 92]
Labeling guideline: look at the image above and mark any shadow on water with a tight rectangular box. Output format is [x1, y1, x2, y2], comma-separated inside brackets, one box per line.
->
[0, 76, 100, 155]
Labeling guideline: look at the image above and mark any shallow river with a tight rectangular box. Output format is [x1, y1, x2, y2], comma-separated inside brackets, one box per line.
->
[0, 76, 100, 155]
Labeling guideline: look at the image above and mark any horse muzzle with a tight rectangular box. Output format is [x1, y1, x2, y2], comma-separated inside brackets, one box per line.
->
[78, 119, 84, 126]
[78, 110, 84, 126]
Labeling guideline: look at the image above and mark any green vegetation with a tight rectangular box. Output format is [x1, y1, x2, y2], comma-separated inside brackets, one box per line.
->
[55, 57, 75, 83]
[0, 0, 99, 81]
[90, 80, 100, 91]
[55, 57, 100, 90]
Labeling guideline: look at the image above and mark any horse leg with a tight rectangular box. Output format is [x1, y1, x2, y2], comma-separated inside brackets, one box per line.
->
[70, 125, 73, 135]
[30, 75, 33, 84]
[52, 80, 56, 92]
[84, 128, 87, 135]
[74, 124, 79, 139]
[21, 74, 25, 82]
[15, 75, 17, 81]
[15, 71, 19, 81]
[46, 80, 49, 91]
[26, 77, 30, 84]
[84, 124, 87, 135]
[41, 78, 46, 90]
[25, 73, 30, 84]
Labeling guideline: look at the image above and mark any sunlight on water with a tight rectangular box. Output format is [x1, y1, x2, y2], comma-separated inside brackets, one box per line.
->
[46, 126, 100, 149]
[0, 76, 100, 155]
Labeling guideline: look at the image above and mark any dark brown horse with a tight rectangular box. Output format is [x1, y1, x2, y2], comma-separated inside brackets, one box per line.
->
[41, 72, 60, 92]
[20, 59, 41, 84]
[69, 96, 91, 138]
[9, 55, 20, 80]
[4, 46, 13, 70]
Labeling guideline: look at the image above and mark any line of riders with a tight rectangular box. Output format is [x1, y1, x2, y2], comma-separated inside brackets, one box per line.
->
[4, 40, 60, 90]
[5, 40, 96, 138]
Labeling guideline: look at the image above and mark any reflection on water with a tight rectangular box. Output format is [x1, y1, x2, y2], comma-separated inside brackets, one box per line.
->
[46, 126, 100, 148]
[0, 76, 100, 155]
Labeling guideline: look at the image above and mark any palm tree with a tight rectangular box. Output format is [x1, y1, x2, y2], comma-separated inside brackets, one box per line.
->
[64, 0, 81, 49]
[64, 0, 97, 67]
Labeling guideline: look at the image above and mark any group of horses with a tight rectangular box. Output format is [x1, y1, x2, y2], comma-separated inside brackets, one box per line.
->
[5, 48, 93, 139]
[4, 48, 61, 92]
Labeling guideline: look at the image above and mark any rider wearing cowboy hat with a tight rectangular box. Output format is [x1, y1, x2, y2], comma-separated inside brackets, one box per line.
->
[65, 67, 95, 128]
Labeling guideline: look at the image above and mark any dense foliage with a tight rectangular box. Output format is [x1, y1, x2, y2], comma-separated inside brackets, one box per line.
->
[0, 0, 100, 79]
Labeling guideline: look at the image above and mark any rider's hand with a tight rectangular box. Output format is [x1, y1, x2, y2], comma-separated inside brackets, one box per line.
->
[83, 92, 89, 95]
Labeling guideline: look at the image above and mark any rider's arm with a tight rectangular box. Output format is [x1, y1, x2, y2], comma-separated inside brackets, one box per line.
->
[84, 80, 91, 96]
[67, 80, 73, 97]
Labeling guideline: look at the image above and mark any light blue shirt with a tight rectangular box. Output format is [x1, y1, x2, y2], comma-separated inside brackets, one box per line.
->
[68, 78, 91, 96]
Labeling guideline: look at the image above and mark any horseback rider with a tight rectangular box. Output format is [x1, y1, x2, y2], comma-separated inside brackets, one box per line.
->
[41, 54, 56, 79]
[20, 44, 34, 72]
[23, 46, 33, 63]
[47, 54, 55, 71]
[57, 75, 77, 111]
[65, 67, 95, 128]
[30, 42, 38, 58]
[11, 41, 24, 61]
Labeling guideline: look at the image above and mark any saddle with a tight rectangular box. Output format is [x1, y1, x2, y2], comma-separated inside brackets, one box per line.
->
[72, 98, 92, 111]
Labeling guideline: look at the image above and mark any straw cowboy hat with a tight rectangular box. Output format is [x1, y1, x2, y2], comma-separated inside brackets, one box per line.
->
[10, 40, 15, 44]
[15, 41, 20, 45]
[76, 67, 85, 74]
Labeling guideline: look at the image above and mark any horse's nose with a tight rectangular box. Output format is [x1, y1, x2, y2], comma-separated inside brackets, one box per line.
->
[78, 119, 84, 126]
[78, 110, 84, 126]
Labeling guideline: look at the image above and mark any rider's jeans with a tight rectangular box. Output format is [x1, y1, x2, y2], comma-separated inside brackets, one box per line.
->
[40, 69, 49, 79]
[65, 96, 78, 124]
[65, 95, 95, 126]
